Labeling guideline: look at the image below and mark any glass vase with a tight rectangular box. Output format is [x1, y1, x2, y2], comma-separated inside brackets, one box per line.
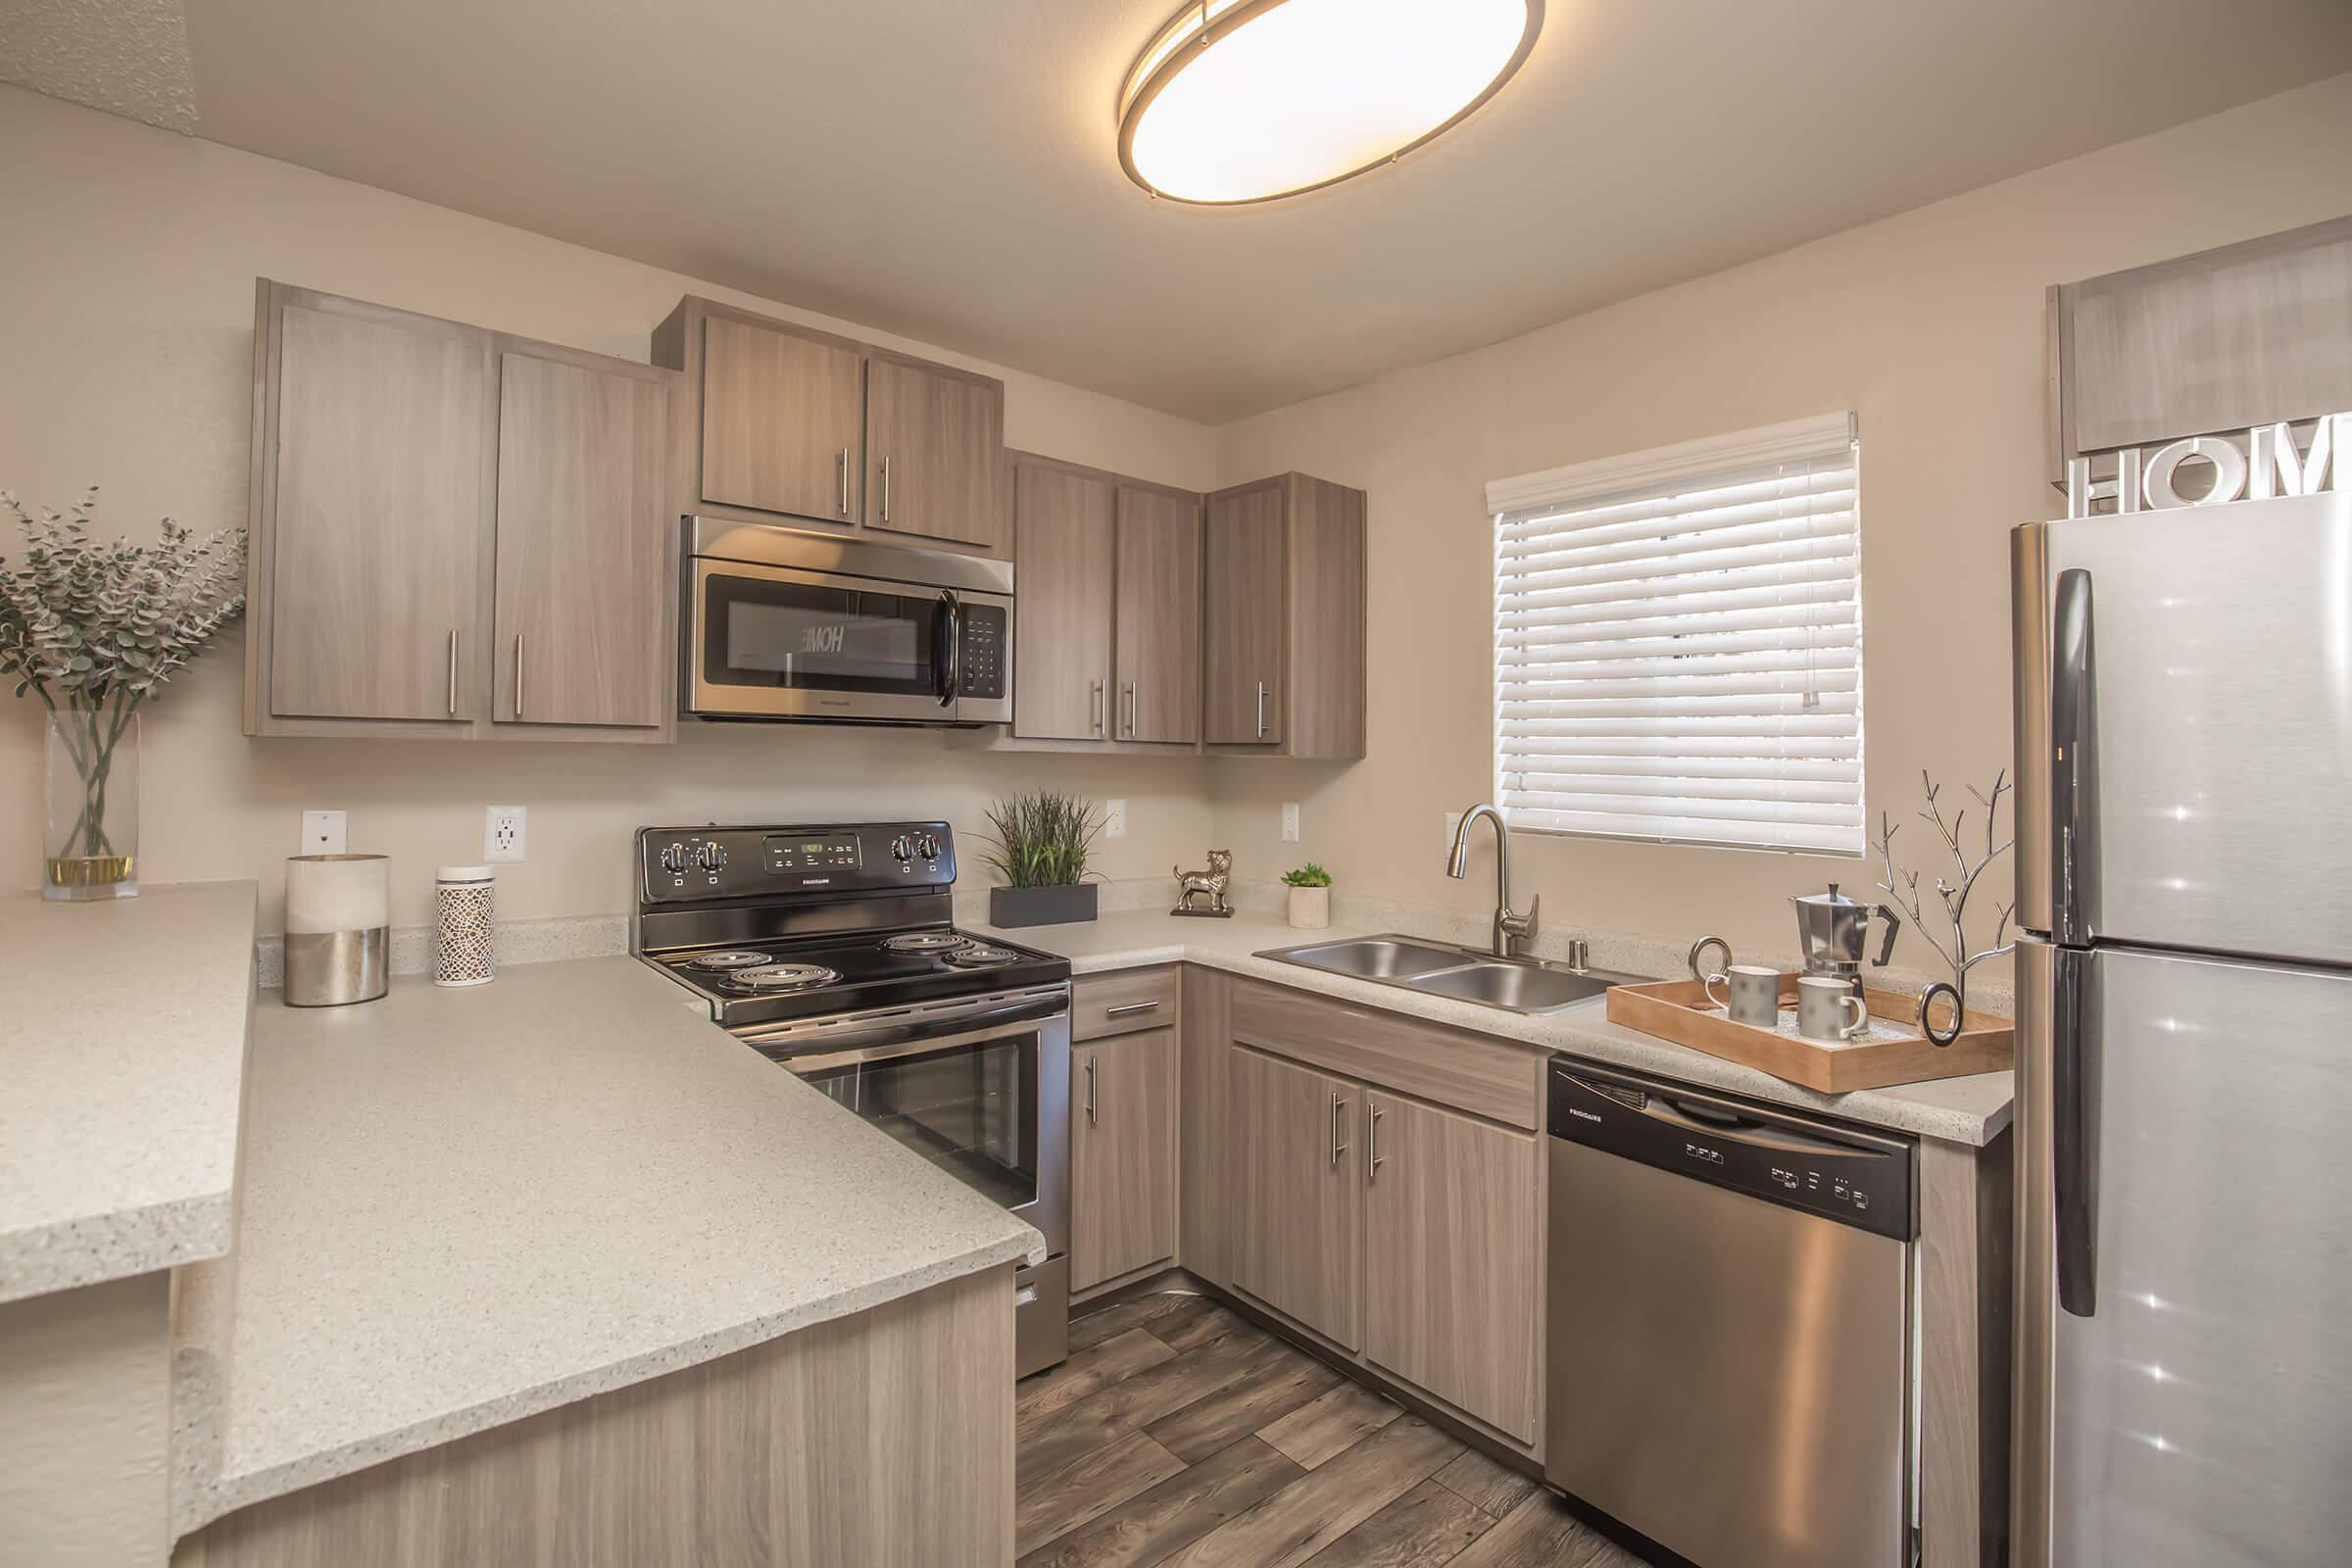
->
[43, 704, 139, 902]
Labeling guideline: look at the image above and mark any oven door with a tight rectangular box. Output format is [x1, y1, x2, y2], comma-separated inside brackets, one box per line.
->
[687, 556, 967, 723]
[745, 988, 1070, 1260]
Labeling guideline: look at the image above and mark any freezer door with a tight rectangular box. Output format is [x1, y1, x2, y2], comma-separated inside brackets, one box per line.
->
[2012, 490, 2352, 962]
[2014, 936, 2352, 1567]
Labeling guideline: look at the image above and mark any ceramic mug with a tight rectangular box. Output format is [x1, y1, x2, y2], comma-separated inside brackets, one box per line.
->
[1704, 963, 1782, 1028]
[1796, 975, 1870, 1042]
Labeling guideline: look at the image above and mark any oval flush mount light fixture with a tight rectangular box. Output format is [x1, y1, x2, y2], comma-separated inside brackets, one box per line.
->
[1119, 0, 1544, 206]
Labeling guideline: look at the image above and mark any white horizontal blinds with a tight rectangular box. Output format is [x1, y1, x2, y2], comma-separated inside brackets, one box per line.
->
[1490, 414, 1863, 855]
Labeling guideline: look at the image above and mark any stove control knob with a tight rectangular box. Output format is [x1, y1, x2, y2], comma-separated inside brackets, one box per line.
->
[658, 842, 689, 874]
[695, 842, 727, 872]
[914, 832, 941, 861]
[889, 834, 914, 864]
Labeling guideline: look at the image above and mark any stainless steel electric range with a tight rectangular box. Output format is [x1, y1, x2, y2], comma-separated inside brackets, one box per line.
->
[633, 820, 1071, 1376]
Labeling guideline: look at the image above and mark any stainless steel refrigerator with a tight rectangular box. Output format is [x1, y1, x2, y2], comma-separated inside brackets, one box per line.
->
[2012, 487, 2352, 1567]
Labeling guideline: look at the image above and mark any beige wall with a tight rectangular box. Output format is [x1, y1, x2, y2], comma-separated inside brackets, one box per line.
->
[0, 87, 1220, 932]
[1209, 72, 2352, 968]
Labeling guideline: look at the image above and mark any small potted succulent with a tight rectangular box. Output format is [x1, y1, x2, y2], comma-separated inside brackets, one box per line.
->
[979, 789, 1102, 928]
[1282, 862, 1333, 929]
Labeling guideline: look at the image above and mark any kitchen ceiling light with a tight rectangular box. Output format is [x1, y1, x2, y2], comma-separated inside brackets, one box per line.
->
[1119, 0, 1543, 206]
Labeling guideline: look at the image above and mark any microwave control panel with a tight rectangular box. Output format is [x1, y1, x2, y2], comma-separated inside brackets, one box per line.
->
[958, 606, 1006, 700]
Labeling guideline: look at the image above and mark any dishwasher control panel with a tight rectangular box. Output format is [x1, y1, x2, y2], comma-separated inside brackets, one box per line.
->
[1547, 1059, 1915, 1242]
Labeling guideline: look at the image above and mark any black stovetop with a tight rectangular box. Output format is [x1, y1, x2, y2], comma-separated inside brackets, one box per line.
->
[646, 926, 1070, 1029]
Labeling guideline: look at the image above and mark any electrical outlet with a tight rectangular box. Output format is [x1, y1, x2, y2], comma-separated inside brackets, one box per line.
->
[1103, 799, 1128, 840]
[1281, 803, 1301, 843]
[485, 805, 527, 863]
[300, 809, 347, 856]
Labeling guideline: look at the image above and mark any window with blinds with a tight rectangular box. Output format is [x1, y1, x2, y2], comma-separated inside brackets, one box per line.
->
[1485, 413, 1863, 856]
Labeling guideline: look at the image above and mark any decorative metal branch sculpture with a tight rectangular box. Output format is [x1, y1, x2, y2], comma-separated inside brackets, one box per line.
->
[1871, 768, 2015, 1043]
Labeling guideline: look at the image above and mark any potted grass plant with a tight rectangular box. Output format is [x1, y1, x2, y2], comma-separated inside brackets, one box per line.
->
[979, 790, 1102, 928]
[2, 490, 245, 901]
[1282, 862, 1333, 929]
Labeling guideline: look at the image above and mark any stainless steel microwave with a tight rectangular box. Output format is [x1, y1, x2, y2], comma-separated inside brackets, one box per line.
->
[682, 518, 1013, 726]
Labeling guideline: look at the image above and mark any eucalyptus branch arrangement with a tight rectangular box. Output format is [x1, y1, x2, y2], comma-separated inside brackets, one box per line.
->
[1, 489, 246, 863]
[1871, 767, 2016, 1009]
[977, 790, 1102, 889]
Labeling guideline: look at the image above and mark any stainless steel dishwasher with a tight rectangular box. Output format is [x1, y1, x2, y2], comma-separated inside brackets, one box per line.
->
[1544, 1058, 1916, 1568]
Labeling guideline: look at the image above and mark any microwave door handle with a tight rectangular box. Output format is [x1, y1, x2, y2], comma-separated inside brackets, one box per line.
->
[936, 590, 961, 709]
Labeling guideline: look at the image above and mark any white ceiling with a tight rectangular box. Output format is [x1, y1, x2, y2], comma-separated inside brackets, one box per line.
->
[10, 0, 2352, 421]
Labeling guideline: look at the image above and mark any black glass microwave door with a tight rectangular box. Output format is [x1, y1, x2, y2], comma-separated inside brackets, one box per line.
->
[706, 575, 938, 696]
[802, 1035, 1037, 1212]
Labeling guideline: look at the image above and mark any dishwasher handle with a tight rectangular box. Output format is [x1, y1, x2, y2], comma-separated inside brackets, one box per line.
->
[1642, 1095, 1886, 1161]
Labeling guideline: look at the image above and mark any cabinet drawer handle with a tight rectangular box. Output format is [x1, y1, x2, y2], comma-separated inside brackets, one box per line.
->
[1090, 679, 1104, 735]
[447, 629, 460, 716]
[1104, 1001, 1159, 1018]
[1330, 1093, 1348, 1168]
[514, 632, 525, 719]
[880, 456, 892, 522]
[1122, 681, 1136, 739]
[1083, 1056, 1098, 1124]
[1255, 680, 1268, 738]
[1369, 1104, 1385, 1177]
[836, 447, 850, 517]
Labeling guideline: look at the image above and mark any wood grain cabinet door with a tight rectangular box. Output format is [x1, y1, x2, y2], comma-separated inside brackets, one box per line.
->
[1011, 462, 1115, 740]
[1362, 1091, 1542, 1441]
[864, 358, 1006, 551]
[1070, 1029, 1181, 1293]
[491, 352, 670, 730]
[1202, 481, 1286, 745]
[699, 314, 863, 523]
[1113, 486, 1201, 743]
[1229, 1048, 1361, 1350]
[269, 300, 488, 721]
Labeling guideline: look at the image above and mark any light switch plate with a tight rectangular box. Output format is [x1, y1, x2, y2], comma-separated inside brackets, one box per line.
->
[300, 809, 347, 856]
[485, 806, 527, 863]
[1103, 799, 1128, 839]
[1281, 803, 1301, 843]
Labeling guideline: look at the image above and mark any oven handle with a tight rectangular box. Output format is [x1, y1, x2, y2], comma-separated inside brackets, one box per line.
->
[748, 992, 1066, 1073]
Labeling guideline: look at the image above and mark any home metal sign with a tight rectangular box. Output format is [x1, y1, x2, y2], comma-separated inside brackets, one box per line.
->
[2066, 411, 2349, 516]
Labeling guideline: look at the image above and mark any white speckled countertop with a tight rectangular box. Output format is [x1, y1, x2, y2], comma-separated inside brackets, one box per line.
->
[172, 956, 1042, 1538]
[971, 909, 2014, 1148]
[0, 880, 257, 1304]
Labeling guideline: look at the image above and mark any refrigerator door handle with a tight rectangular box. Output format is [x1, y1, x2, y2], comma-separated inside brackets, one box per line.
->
[2052, 944, 2099, 1317]
[2049, 567, 2098, 947]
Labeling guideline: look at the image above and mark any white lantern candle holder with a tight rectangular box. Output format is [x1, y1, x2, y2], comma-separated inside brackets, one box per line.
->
[434, 865, 497, 988]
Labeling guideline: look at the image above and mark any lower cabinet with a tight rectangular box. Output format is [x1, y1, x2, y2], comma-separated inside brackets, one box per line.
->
[1229, 1048, 1364, 1351]
[1070, 1027, 1180, 1293]
[1226, 1042, 1542, 1443]
[1362, 1091, 1542, 1442]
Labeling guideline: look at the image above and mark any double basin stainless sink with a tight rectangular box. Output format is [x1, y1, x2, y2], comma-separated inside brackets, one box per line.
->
[1256, 934, 1647, 1016]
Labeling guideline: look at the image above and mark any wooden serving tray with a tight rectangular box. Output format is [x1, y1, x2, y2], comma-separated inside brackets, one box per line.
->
[1605, 975, 2013, 1094]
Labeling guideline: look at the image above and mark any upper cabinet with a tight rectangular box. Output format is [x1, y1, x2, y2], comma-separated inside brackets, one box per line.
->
[1009, 453, 1201, 748]
[655, 296, 1007, 555]
[1204, 473, 1366, 760]
[2051, 215, 2352, 476]
[247, 281, 676, 743]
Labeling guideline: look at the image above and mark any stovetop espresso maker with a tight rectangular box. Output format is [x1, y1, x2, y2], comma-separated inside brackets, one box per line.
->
[1790, 882, 1901, 995]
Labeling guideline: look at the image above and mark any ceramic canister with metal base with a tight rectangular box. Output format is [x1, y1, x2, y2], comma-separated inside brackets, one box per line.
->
[283, 853, 389, 1006]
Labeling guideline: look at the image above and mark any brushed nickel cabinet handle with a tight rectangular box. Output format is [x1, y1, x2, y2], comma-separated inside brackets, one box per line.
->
[1255, 680, 1268, 738]
[447, 629, 459, 716]
[836, 447, 850, 517]
[1104, 1001, 1158, 1018]
[1083, 1056, 1098, 1124]
[880, 456, 892, 522]
[1330, 1093, 1349, 1168]
[1122, 681, 1136, 738]
[1090, 678, 1103, 735]
[514, 632, 525, 719]
[1369, 1104, 1385, 1177]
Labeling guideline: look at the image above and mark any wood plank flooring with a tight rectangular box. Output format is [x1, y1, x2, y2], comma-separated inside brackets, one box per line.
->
[1017, 1293, 1656, 1568]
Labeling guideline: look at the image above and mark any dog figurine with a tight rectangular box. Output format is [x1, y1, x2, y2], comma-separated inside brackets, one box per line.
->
[1172, 850, 1234, 918]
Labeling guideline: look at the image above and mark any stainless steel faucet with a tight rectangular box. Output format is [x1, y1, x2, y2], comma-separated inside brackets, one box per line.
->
[1446, 804, 1540, 958]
